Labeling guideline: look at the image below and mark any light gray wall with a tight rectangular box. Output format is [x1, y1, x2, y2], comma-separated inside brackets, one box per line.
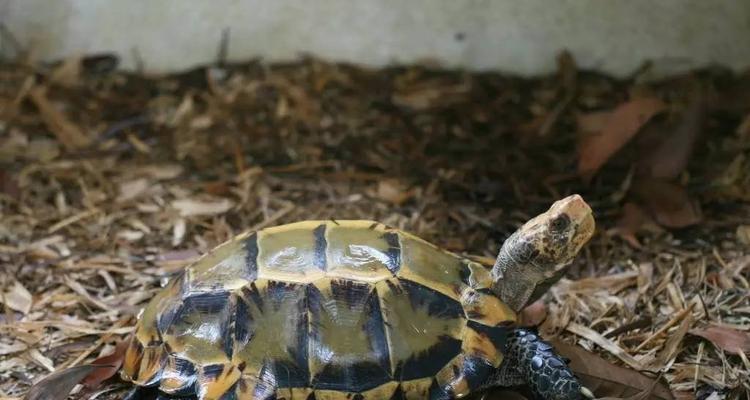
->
[2, 0, 749, 76]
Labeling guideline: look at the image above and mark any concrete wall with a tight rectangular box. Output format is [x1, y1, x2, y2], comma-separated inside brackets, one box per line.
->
[2, 0, 749, 77]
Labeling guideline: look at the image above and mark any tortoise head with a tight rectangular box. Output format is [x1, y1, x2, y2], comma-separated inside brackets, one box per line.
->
[491, 195, 595, 312]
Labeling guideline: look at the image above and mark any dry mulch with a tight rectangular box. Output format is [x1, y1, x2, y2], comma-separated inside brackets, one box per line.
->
[0, 55, 749, 399]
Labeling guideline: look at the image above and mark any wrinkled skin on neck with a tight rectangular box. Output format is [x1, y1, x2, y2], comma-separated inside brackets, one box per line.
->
[492, 195, 595, 312]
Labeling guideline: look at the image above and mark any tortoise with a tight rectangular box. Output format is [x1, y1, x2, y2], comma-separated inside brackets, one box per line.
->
[122, 194, 596, 400]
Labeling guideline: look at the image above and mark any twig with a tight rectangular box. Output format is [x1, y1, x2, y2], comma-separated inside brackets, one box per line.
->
[59, 318, 131, 369]
[47, 208, 101, 234]
[567, 322, 644, 370]
[634, 304, 695, 352]
[246, 202, 295, 232]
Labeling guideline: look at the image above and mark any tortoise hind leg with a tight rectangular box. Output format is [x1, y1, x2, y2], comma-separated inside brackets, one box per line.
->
[490, 329, 594, 400]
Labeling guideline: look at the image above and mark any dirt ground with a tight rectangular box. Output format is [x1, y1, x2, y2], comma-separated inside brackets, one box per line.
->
[1, 55, 749, 400]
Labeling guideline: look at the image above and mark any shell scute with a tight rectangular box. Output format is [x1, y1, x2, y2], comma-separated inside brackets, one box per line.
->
[325, 221, 400, 281]
[197, 363, 241, 400]
[232, 279, 309, 386]
[307, 278, 391, 392]
[395, 234, 466, 301]
[460, 288, 516, 327]
[187, 235, 256, 292]
[159, 355, 197, 395]
[163, 290, 235, 365]
[122, 337, 143, 382]
[434, 353, 495, 397]
[257, 222, 327, 283]
[376, 278, 465, 381]
[140, 345, 167, 384]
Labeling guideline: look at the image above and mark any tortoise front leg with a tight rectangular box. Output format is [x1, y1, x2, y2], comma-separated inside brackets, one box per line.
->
[491, 329, 594, 400]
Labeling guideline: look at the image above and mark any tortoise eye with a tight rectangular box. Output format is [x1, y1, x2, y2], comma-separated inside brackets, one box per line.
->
[550, 214, 570, 232]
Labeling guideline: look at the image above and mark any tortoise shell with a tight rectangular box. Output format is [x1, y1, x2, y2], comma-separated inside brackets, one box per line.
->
[122, 220, 516, 400]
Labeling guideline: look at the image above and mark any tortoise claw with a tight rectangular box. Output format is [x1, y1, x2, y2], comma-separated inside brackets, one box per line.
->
[580, 386, 596, 399]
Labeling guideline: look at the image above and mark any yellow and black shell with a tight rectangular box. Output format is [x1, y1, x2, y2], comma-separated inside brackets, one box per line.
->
[122, 220, 517, 400]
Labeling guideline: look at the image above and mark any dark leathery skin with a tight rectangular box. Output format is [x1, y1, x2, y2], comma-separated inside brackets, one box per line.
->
[500, 329, 583, 400]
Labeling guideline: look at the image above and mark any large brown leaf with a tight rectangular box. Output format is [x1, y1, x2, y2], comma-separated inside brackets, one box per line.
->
[25, 364, 106, 400]
[577, 97, 666, 180]
[630, 178, 702, 228]
[552, 340, 674, 400]
[689, 325, 750, 356]
[611, 202, 652, 248]
[638, 95, 704, 180]
[81, 340, 128, 388]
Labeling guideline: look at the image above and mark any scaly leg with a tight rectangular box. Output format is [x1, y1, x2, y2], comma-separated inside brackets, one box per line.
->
[490, 329, 594, 400]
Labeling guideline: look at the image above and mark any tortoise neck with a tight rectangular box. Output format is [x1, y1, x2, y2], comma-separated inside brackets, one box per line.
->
[491, 232, 545, 312]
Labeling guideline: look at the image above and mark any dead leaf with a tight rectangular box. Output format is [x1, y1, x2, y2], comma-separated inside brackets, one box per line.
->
[172, 218, 187, 246]
[652, 313, 692, 368]
[598, 373, 669, 400]
[553, 340, 674, 400]
[116, 229, 144, 242]
[172, 198, 234, 217]
[27, 348, 55, 372]
[138, 164, 184, 180]
[630, 178, 701, 228]
[1, 280, 33, 314]
[577, 111, 611, 135]
[604, 317, 653, 339]
[710, 154, 750, 201]
[49, 56, 82, 87]
[689, 325, 750, 355]
[0, 341, 27, 356]
[610, 202, 650, 248]
[375, 179, 415, 206]
[116, 178, 150, 202]
[567, 323, 643, 370]
[26, 138, 61, 162]
[577, 97, 666, 180]
[559, 271, 639, 294]
[28, 86, 91, 150]
[25, 364, 106, 400]
[0, 170, 21, 201]
[81, 341, 128, 388]
[63, 276, 111, 311]
[637, 263, 654, 295]
[156, 248, 201, 263]
[0, 130, 29, 163]
[392, 81, 471, 111]
[638, 95, 704, 180]
[204, 180, 232, 196]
